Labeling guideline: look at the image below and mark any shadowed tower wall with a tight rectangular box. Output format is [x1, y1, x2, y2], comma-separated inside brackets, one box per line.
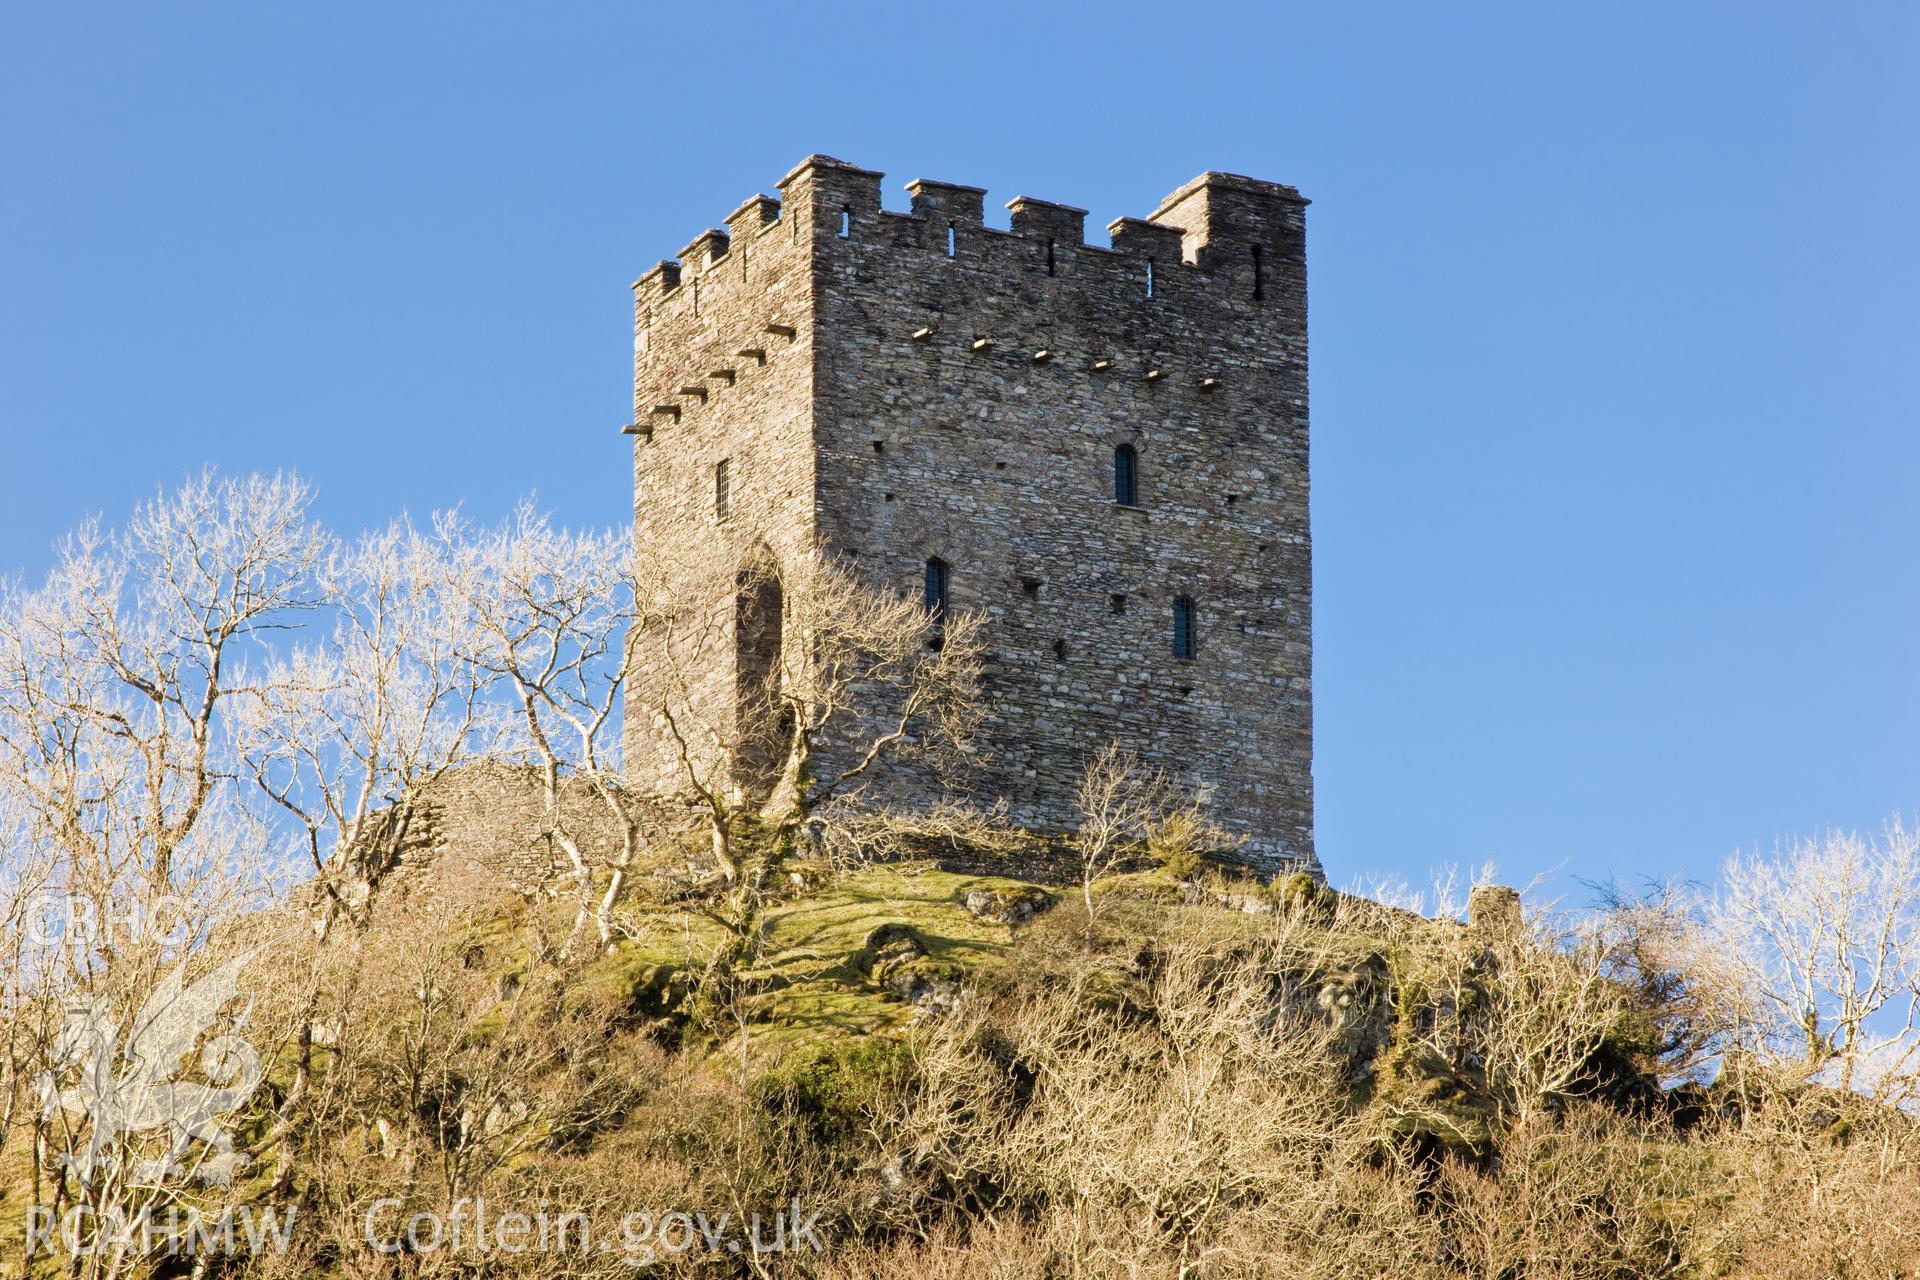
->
[626, 155, 1316, 877]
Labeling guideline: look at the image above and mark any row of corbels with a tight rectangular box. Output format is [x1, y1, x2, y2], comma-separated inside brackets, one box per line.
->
[622, 321, 799, 437]
[911, 324, 1220, 390]
[621, 313, 1224, 440]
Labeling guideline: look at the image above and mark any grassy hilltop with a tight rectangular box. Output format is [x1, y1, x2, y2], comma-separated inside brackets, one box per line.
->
[10, 853, 1900, 1280]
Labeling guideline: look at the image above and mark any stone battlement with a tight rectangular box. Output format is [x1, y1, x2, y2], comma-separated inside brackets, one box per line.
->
[629, 156, 1306, 331]
[634, 155, 1304, 299]
[630, 157, 1308, 442]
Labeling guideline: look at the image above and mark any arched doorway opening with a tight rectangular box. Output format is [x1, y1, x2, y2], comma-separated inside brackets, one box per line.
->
[733, 551, 786, 799]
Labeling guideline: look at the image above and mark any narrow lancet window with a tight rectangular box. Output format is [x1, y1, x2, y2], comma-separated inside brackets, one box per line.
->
[924, 557, 951, 629]
[1114, 443, 1139, 507]
[714, 458, 732, 521]
[1172, 595, 1197, 660]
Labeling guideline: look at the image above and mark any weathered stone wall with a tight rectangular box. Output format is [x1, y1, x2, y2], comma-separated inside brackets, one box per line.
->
[625, 188, 820, 798]
[371, 762, 647, 893]
[626, 156, 1316, 878]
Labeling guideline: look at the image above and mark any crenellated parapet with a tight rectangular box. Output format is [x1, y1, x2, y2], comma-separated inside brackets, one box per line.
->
[630, 155, 1306, 313]
[629, 155, 1311, 441]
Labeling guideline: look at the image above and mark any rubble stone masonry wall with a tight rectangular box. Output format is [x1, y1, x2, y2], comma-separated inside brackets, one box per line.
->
[626, 156, 1317, 877]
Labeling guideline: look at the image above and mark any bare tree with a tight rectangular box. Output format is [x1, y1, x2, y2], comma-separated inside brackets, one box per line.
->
[0, 470, 326, 903]
[427, 502, 654, 954]
[1070, 742, 1225, 916]
[632, 546, 989, 989]
[232, 517, 513, 1198]
[1710, 817, 1920, 1104]
[238, 518, 503, 937]
[0, 473, 329, 1278]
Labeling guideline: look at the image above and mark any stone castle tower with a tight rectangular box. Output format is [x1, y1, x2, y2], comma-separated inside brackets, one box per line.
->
[625, 155, 1315, 876]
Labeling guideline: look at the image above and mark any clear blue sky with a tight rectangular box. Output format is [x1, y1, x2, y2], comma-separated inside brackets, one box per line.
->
[3, 3, 1915, 899]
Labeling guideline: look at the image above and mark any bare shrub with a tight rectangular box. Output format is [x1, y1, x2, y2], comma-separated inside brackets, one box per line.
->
[1072, 741, 1230, 915]
[1686, 1089, 1920, 1278]
[887, 920, 1371, 1275]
